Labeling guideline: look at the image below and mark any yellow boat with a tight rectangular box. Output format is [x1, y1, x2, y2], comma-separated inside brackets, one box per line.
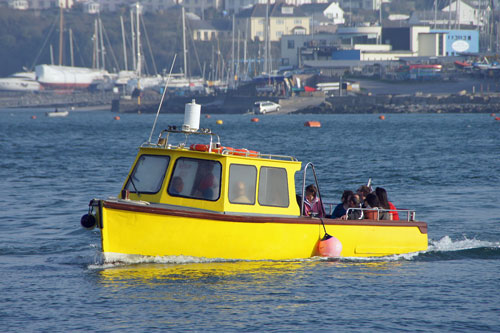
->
[81, 102, 428, 261]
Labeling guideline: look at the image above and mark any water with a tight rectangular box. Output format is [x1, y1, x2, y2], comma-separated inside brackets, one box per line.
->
[1, 109, 499, 332]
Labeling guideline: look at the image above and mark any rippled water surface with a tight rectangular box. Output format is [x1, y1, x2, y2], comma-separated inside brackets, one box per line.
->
[0, 109, 499, 332]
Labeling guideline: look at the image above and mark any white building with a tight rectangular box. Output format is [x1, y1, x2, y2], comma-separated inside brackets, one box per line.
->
[225, 0, 328, 14]
[83, 1, 100, 14]
[441, 0, 484, 27]
[339, 0, 383, 11]
[8, 0, 29, 10]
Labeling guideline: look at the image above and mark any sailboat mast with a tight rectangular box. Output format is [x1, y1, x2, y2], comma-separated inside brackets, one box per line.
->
[99, 17, 106, 70]
[94, 19, 99, 69]
[182, 6, 188, 79]
[69, 28, 74, 67]
[264, 1, 269, 74]
[130, 9, 136, 72]
[120, 16, 128, 71]
[50, 44, 54, 65]
[231, 14, 235, 87]
[58, 7, 63, 66]
[136, 3, 142, 77]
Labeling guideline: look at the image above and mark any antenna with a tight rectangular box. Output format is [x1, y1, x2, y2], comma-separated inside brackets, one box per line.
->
[147, 54, 177, 144]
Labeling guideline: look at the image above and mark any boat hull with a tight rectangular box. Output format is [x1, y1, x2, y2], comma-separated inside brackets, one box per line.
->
[98, 200, 428, 261]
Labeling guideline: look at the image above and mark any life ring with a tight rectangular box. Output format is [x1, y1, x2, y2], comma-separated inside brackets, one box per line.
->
[232, 148, 259, 157]
[190, 144, 210, 152]
[189, 144, 235, 154]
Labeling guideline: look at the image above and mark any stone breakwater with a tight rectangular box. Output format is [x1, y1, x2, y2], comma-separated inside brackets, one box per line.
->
[294, 93, 500, 114]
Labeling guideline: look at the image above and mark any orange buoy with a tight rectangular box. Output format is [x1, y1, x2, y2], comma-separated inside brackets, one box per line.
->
[304, 121, 321, 127]
[251, 118, 259, 122]
[318, 234, 342, 257]
[31, 115, 37, 119]
[114, 116, 120, 120]
[205, 114, 211, 118]
[379, 115, 386, 120]
[491, 113, 496, 117]
[216, 120, 223, 125]
[495, 117, 500, 121]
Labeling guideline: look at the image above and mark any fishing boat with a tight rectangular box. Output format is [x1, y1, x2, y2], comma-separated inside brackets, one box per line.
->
[81, 100, 428, 261]
[46, 109, 69, 117]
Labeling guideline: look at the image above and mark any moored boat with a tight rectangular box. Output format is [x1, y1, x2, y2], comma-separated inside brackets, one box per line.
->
[46, 109, 69, 117]
[81, 101, 428, 261]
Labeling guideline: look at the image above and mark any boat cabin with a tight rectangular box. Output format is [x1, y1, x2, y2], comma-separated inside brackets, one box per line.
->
[121, 128, 302, 217]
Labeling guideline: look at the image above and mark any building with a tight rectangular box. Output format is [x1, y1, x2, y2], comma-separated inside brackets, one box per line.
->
[300, 2, 345, 26]
[441, 0, 484, 27]
[83, 1, 100, 14]
[8, 0, 29, 9]
[339, 0, 382, 11]
[282, 25, 451, 68]
[431, 29, 479, 55]
[280, 33, 340, 66]
[189, 19, 232, 41]
[236, 3, 310, 42]
[225, 0, 329, 15]
[182, 0, 223, 17]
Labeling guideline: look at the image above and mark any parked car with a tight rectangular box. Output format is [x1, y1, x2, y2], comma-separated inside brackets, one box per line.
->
[253, 101, 280, 114]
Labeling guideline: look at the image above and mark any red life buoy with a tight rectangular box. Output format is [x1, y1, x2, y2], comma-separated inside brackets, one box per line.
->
[190, 144, 210, 152]
[233, 148, 259, 157]
[189, 144, 235, 154]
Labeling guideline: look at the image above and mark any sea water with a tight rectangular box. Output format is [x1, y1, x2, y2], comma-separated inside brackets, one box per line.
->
[0, 109, 498, 332]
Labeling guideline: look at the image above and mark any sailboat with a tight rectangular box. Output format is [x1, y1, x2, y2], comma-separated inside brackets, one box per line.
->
[0, 71, 40, 92]
[35, 8, 111, 90]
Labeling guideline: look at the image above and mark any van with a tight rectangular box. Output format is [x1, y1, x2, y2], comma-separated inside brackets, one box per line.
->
[253, 101, 281, 114]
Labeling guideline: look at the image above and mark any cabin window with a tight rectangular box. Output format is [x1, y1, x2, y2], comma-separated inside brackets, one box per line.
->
[228, 164, 257, 205]
[168, 157, 221, 201]
[125, 155, 170, 194]
[258, 167, 289, 207]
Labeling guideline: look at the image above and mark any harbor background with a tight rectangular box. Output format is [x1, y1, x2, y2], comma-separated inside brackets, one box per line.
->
[0, 108, 498, 331]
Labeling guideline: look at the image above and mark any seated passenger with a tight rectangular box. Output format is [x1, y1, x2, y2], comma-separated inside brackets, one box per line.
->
[170, 176, 184, 195]
[192, 161, 216, 199]
[231, 181, 251, 204]
[364, 193, 390, 220]
[357, 185, 372, 205]
[375, 187, 399, 220]
[341, 194, 363, 220]
[303, 184, 324, 217]
[332, 190, 353, 218]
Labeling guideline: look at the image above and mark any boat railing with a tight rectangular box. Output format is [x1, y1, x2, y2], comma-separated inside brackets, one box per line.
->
[221, 149, 297, 161]
[142, 127, 297, 161]
[142, 127, 221, 149]
[323, 203, 416, 221]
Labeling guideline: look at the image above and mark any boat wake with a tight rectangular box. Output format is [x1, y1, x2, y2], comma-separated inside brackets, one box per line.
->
[417, 235, 500, 261]
[87, 236, 500, 269]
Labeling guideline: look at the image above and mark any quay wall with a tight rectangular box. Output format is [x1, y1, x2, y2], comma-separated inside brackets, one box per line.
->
[294, 93, 500, 114]
[0, 91, 114, 109]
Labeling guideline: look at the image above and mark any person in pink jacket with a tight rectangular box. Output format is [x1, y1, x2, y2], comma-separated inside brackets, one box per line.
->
[304, 184, 324, 217]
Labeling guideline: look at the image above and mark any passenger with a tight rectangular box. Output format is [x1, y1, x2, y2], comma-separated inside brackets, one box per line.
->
[170, 176, 184, 195]
[356, 185, 371, 204]
[364, 193, 390, 220]
[193, 161, 216, 199]
[231, 181, 251, 204]
[341, 194, 363, 220]
[332, 190, 353, 218]
[303, 184, 324, 217]
[375, 187, 399, 220]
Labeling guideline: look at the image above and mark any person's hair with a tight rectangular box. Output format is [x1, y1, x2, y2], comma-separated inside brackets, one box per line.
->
[375, 187, 390, 209]
[365, 193, 380, 208]
[341, 190, 354, 204]
[347, 194, 360, 207]
[305, 184, 317, 197]
[357, 185, 371, 197]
